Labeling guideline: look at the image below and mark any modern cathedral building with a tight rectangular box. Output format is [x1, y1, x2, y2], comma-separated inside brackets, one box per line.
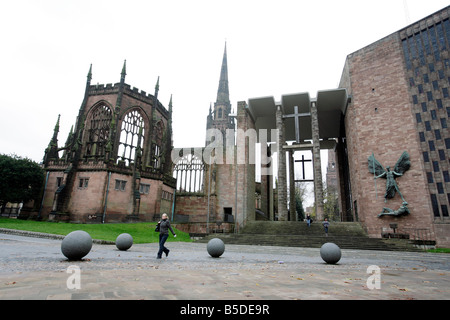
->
[339, 6, 450, 246]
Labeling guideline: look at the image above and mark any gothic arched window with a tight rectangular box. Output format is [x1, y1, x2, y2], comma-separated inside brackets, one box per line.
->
[85, 104, 112, 159]
[218, 108, 222, 119]
[173, 152, 205, 193]
[117, 109, 145, 166]
[152, 120, 165, 169]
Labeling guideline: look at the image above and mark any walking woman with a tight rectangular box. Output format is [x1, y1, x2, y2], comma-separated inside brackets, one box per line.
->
[157, 213, 176, 259]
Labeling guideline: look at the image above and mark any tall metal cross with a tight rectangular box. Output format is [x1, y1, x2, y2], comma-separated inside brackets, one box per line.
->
[294, 154, 313, 182]
[282, 106, 310, 143]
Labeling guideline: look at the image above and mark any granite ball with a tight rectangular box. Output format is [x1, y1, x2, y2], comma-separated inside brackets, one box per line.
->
[61, 230, 93, 260]
[116, 233, 133, 251]
[320, 242, 342, 264]
[207, 238, 225, 258]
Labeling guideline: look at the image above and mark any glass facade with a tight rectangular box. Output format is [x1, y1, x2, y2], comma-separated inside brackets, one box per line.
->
[402, 18, 450, 219]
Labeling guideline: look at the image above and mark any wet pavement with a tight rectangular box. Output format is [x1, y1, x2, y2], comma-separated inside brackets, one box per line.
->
[0, 232, 449, 301]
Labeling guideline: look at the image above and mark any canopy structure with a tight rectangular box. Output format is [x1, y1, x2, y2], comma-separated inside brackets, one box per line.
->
[245, 88, 350, 221]
[247, 88, 350, 144]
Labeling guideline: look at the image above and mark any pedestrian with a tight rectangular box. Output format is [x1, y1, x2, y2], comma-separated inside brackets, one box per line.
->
[322, 218, 330, 236]
[306, 214, 311, 227]
[157, 213, 176, 259]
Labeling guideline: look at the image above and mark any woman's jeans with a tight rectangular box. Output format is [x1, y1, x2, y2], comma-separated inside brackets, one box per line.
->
[158, 233, 169, 258]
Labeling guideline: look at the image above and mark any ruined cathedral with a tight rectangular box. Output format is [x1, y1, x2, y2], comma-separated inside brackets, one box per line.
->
[40, 61, 176, 223]
[35, 6, 450, 247]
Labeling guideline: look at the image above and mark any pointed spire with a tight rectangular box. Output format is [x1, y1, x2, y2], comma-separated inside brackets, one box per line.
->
[62, 125, 74, 161]
[115, 60, 127, 114]
[168, 94, 173, 114]
[155, 76, 160, 95]
[118, 59, 126, 85]
[54, 114, 61, 134]
[44, 114, 61, 163]
[76, 64, 93, 128]
[121, 60, 127, 78]
[50, 114, 61, 149]
[64, 125, 73, 146]
[151, 76, 159, 123]
[87, 64, 92, 82]
[216, 42, 230, 106]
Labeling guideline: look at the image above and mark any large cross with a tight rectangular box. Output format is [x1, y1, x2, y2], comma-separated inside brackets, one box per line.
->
[294, 154, 314, 182]
[282, 105, 310, 143]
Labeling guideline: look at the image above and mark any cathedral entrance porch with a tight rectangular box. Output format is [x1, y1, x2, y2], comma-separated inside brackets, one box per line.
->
[247, 89, 351, 224]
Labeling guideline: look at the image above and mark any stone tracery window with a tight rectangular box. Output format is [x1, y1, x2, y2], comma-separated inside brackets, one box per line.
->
[117, 109, 145, 166]
[85, 104, 112, 158]
[173, 152, 205, 193]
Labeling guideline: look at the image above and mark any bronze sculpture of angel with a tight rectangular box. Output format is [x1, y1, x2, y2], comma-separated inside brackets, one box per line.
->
[368, 151, 411, 203]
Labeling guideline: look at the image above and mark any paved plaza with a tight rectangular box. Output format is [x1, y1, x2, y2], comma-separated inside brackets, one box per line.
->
[0, 232, 449, 301]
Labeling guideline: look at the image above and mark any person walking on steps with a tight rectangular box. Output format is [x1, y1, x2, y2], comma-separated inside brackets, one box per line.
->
[157, 213, 176, 259]
[306, 214, 312, 227]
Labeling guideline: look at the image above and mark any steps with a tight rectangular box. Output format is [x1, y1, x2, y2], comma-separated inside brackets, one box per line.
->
[198, 221, 422, 252]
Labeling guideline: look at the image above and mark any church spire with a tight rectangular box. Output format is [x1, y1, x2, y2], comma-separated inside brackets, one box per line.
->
[121, 59, 127, 81]
[115, 60, 127, 111]
[152, 76, 160, 122]
[87, 63, 92, 83]
[52, 114, 60, 143]
[44, 114, 61, 164]
[155, 76, 160, 97]
[216, 42, 230, 106]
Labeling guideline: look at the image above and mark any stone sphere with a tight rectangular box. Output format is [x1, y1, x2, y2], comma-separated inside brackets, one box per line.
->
[116, 233, 133, 251]
[61, 230, 93, 260]
[207, 238, 225, 258]
[320, 242, 342, 264]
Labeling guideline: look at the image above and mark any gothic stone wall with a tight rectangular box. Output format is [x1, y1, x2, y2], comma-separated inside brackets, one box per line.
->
[174, 194, 217, 222]
[82, 86, 169, 163]
[71, 172, 173, 222]
[41, 167, 171, 223]
[340, 32, 435, 239]
[68, 171, 110, 221]
[40, 171, 64, 219]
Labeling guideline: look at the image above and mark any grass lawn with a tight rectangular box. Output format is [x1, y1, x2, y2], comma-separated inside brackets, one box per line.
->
[0, 218, 191, 244]
[427, 248, 450, 253]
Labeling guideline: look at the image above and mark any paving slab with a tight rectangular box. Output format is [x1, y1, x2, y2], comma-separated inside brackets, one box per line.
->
[0, 233, 449, 302]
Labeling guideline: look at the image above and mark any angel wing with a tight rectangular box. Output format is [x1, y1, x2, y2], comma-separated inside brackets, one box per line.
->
[368, 153, 386, 177]
[393, 151, 411, 175]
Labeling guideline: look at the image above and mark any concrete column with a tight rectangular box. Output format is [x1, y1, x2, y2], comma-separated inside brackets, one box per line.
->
[260, 144, 270, 218]
[236, 101, 255, 224]
[310, 101, 324, 220]
[276, 106, 288, 221]
[289, 149, 296, 221]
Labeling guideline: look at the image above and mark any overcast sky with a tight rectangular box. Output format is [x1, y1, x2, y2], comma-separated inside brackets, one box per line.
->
[1, 0, 449, 165]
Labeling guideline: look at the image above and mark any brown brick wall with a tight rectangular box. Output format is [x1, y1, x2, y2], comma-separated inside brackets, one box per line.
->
[40, 168, 173, 222]
[340, 32, 435, 239]
[68, 171, 108, 220]
[39, 171, 64, 219]
[435, 223, 450, 247]
[174, 195, 216, 222]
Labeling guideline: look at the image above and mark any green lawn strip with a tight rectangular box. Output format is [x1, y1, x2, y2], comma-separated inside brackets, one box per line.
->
[426, 248, 450, 253]
[0, 218, 191, 244]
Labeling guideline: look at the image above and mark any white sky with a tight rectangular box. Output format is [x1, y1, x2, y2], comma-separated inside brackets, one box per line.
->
[0, 0, 449, 165]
